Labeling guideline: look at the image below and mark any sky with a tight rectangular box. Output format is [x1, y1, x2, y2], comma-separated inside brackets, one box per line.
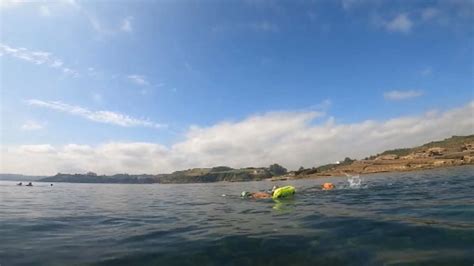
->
[0, 0, 473, 175]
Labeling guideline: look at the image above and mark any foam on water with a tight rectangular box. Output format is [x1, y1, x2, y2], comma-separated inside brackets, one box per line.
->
[347, 174, 362, 188]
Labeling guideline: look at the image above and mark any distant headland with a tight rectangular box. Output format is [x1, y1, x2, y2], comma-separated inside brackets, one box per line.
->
[288, 134, 474, 180]
[1, 135, 473, 184]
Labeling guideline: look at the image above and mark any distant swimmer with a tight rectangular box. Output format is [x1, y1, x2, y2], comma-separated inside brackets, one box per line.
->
[26, 182, 33, 187]
[241, 185, 296, 200]
[241, 185, 279, 199]
[50, 184, 53, 186]
[17, 182, 22, 186]
[241, 191, 272, 199]
[322, 182, 335, 190]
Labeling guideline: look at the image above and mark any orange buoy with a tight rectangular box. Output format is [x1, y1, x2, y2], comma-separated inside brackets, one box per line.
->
[322, 182, 335, 190]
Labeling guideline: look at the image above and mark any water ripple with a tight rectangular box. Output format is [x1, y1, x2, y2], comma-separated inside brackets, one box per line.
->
[0, 166, 473, 265]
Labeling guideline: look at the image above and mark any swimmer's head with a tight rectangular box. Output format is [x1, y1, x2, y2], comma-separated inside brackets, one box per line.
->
[322, 182, 335, 190]
[241, 191, 251, 198]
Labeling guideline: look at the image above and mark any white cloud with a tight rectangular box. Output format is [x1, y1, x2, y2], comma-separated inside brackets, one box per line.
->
[39, 5, 51, 16]
[0, 0, 23, 9]
[385, 13, 413, 33]
[63, 144, 94, 154]
[51, 60, 64, 68]
[0, 43, 79, 77]
[21, 121, 44, 131]
[26, 99, 166, 129]
[87, 15, 135, 35]
[121, 16, 133, 32]
[310, 99, 332, 111]
[2, 102, 473, 175]
[384, 90, 423, 100]
[2, 142, 169, 175]
[367, 3, 471, 33]
[19, 144, 56, 154]
[127, 74, 149, 86]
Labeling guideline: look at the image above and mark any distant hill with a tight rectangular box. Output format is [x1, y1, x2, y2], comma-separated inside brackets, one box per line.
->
[38, 166, 274, 184]
[293, 135, 474, 178]
[40, 173, 156, 184]
[376, 135, 474, 158]
[154, 167, 272, 183]
[0, 174, 46, 181]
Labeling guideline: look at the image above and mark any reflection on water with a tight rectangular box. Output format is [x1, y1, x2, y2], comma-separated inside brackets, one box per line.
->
[272, 198, 296, 212]
[0, 166, 473, 266]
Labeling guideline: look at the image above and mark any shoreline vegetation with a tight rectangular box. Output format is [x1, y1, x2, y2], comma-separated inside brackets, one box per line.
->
[2, 135, 473, 184]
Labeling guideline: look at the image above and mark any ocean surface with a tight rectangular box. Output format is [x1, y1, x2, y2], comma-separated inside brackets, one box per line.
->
[1, 166, 473, 266]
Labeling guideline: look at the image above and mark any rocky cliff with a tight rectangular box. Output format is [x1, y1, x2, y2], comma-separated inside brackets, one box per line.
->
[296, 135, 474, 178]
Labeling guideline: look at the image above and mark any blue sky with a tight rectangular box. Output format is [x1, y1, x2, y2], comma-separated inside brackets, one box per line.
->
[1, 0, 473, 175]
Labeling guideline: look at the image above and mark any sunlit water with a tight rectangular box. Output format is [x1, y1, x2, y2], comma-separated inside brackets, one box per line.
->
[1, 166, 473, 266]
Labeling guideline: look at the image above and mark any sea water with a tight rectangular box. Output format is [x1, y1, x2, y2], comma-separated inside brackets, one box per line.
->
[1, 166, 473, 265]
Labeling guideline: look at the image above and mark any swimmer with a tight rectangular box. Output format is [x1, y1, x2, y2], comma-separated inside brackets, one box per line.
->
[241, 191, 272, 199]
[26, 182, 33, 187]
[241, 185, 279, 199]
[17, 182, 22, 186]
[322, 182, 335, 190]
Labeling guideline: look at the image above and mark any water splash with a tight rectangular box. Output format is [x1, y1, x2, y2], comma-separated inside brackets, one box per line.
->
[346, 174, 362, 188]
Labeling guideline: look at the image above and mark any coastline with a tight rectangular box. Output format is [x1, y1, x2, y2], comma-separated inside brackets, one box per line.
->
[3, 135, 473, 185]
[277, 135, 474, 181]
[290, 164, 474, 180]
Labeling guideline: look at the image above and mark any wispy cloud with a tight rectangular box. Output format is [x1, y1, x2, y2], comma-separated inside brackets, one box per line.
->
[21, 120, 44, 131]
[384, 90, 423, 100]
[26, 99, 166, 129]
[361, 2, 472, 34]
[87, 15, 108, 34]
[56, 0, 132, 36]
[421, 7, 439, 21]
[384, 13, 413, 33]
[121, 16, 133, 32]
[127, 74, 149, 86]
[420, 67, 433, 77]
[250, 21, 279, 32]
[85, 14, 134, 35]
[311, 99, 332, 111]
[87, 14, 135, 35]
[3, 102, 473, 175]
[0, 43, 79, 77]
[341, 0, 359, 11]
